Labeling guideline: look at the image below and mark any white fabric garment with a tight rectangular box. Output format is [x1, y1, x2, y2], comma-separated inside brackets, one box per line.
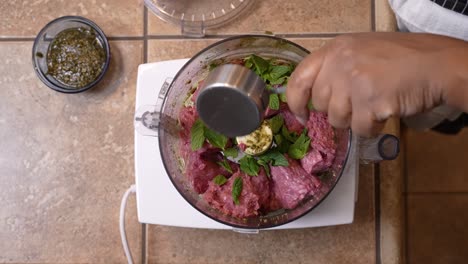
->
[388, 0, 468, 129]
[389, 0, 468, 40]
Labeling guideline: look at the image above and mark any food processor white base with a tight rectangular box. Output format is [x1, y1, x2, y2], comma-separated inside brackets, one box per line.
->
[134, 59, 359, 230]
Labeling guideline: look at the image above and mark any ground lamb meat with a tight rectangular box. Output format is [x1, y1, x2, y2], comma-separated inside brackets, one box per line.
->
[281, 108, 305, 134]
[306, 111, 337, 170]
[270, 157, 317, 209]
[179, 137, 232, 194]
[179, 106, 198, 137]
[203, 170, 270, 218]
[300, 148, 328, 174]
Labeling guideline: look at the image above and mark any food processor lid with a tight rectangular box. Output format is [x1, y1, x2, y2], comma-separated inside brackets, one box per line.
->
[144, 0, 253, 37]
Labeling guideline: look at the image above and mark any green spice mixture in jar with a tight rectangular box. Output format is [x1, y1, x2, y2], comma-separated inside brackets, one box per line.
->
[47, 27, 106, 88]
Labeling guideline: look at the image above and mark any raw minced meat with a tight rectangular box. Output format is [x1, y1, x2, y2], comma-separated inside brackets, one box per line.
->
[176, 56, 339, 219]
[203, 170, 270, 218]
[270, 156, 320, 209]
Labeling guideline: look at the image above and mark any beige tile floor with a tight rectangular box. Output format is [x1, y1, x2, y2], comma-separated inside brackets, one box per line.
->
[1, 0, 467, 263]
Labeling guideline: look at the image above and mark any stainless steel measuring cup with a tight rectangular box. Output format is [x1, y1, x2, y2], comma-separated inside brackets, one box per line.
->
[196, 64, 282, 138]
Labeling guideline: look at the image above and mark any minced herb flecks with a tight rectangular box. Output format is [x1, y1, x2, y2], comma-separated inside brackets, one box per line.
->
[47, 27, 106, 88]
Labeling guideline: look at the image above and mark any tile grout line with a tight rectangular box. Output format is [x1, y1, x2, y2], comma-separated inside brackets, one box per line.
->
[371, 0, 376, 31]
[405, 191, 468, 195]
[0, 37, 36, 42]
[143, 6, 149, 64]
[144, 33, 342, 40]
[371, 1, 380, 263]
[142, 223, 147, 264]
[403, 133, 409, 264]
[375, 164, 382, 264]
[142, 5, 149, 264]
[108, 36, 145, 41]
[1, 32, 371, 42]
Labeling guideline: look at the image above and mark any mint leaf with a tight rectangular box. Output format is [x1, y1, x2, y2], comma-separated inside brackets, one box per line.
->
[288, 130, 311, 159]
[275, 134, 291, 154]
[190, 119, 205, 151]
[270, 77, 286, 85]
[209, 63, 218, 71]
[223, 147, 238, 158]
[259, 150, 289, 166]
[217, 158, 233, 173]
[279, 93, 287, 103]
[274, 134, 283, 145]
[204, 127, 228, 149]
[232, 177, 243, 205]
[269, 94, 280, 110]
[269, 115, 284, 134]
[257, 159, 271, 178]
[244, 59, 253, 69]
[251, 54, 270, 74]
[282, 126, 298, 143]
[269, 65, 290, 81]
[213, 175, 228, 186]
[239, 155, 259, 176]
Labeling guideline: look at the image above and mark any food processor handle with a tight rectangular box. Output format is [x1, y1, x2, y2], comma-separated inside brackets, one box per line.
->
[359, 134, 400, 164]
[134, 78, 174, 137]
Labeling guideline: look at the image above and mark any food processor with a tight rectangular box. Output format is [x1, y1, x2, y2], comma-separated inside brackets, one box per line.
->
[133, 35, 399, 230]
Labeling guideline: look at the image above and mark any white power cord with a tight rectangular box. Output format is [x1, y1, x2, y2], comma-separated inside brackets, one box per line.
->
[120, 184, 136, 264]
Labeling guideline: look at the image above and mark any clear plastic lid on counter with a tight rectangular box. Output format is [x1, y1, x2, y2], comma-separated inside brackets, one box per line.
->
[144, 0, 253, 37]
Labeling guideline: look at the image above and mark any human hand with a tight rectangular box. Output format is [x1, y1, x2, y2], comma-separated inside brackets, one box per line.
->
[286, 32, 468, 136]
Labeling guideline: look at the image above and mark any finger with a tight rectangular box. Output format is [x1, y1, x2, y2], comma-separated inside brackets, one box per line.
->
[327, 86, 352, 128]
[311, 79, 331, 113]
[287, 47, 327, 123]
[371, 98, 399, 122]
[350, 107, 385, 137]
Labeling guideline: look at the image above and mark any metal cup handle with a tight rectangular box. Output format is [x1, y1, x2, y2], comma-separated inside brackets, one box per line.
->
[359, 134, 400, 164]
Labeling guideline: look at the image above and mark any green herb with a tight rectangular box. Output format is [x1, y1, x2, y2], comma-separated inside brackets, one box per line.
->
[204, 127, 228, 149]
[274, 134, 283, 145]
[217, 158, 233, 173]
[257, 159, 271, 178]
[239, 155, 260, 176]
[47, 27, 106, 88]
[258, 150, 289, 166]
[274, 134, 291, 154]
[190, 120, 205, 151]
[232, 177, 243, 205]
[269, 65, 290, 81]
[307, 100, 315, 110]
[245, 59, 253, 69]
[243, 55, 295, 87]
[223, 147, 238, 158]
[208, 59, 223, 71]
[269, 115, 284, 134]
[213, 175, 228, 186]
[279, 93, 287, 103]
[209, 63, 218, 71]
[270, 77, 286, 85]
[288, 130, 311, 159]
[269, 94, 280, 110]
[282, 126, 299, 143]
[250, 54, 270, 74]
